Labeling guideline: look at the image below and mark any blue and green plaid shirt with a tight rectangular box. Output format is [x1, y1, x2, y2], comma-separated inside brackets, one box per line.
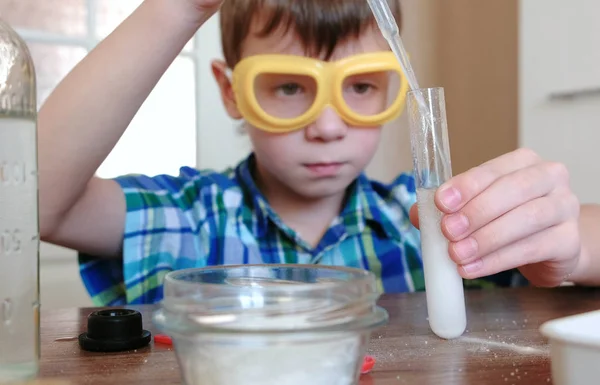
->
[78, 154, 525, 306]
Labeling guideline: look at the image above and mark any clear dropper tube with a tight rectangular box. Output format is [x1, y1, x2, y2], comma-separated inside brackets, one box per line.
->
[366, 0, 450, 171]
[367, 0, 418, 92]
[408, 87, 467, 339]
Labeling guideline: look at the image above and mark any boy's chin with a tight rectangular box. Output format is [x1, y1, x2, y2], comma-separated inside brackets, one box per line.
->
[288, 178, 354, 201]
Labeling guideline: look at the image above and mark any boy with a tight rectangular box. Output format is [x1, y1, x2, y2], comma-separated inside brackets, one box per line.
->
[38, 0, 599, 306]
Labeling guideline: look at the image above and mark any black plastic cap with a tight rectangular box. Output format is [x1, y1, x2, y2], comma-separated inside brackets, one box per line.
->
[78, 309, 152, 352]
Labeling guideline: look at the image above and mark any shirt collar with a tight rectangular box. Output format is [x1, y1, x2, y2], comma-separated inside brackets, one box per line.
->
[342, 173, 404, 242]
[235, 154, 274, 238]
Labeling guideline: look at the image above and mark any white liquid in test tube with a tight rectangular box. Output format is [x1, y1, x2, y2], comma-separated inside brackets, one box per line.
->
[408, 87, 467, 340]
[417, 188, 467, 339]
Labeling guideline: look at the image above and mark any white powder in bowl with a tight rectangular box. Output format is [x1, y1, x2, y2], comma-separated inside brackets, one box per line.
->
[175, 332, 366, 385]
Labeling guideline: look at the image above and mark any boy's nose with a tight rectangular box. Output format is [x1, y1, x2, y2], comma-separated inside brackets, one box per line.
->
[305, 106, 348, 142]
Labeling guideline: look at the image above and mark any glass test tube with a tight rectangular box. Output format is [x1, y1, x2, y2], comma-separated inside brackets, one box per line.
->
[408, 87, 467, 340]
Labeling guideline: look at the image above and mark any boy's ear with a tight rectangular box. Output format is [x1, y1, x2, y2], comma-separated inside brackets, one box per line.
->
[211, 60, 243, 120]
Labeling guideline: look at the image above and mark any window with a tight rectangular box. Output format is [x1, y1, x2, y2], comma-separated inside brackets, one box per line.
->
[1, 0, 251, 308]
[1, 0, 248, 178]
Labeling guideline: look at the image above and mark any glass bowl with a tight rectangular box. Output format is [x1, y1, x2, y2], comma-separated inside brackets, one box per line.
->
[152, 264, 388, 385]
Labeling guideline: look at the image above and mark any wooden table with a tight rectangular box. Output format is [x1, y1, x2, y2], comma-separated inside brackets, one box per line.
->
[37, 286, 600, 384]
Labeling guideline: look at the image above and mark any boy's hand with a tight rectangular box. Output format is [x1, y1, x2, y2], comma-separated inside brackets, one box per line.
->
[170, 0, 224, 24]
[186, 0, 224, 13]
[409, 148, 581, 287]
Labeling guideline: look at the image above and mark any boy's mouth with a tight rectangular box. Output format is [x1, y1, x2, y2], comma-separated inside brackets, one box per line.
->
[303, 162, 344, 177]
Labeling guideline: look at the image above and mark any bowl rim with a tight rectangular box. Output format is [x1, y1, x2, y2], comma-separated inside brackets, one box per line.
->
[539, 309, 600, 349]
[162, 263, 378, 294]
[155, 264, 388, 335]
[152, 304, 389, 336]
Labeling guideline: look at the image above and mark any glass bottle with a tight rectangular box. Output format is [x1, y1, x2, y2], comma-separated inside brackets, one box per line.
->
[0, 17, 40, 381]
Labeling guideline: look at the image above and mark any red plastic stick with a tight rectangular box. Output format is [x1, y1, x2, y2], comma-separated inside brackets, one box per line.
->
[361, 355, 376, 374]
[154, 334, 173, 345]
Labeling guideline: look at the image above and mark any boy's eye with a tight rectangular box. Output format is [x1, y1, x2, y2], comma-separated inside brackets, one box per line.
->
[351, 83, 375, 94]
[277, 83, 303, 96]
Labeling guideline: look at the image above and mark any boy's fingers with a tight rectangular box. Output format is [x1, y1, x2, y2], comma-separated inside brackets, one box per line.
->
[436, 148, 542, 213]
[457, 220, 579, 286]
[441, 163, 558, 242]
[448, 193, 572, 265]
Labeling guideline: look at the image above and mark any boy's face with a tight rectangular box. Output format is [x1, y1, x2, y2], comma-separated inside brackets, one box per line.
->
[212, 16, 394, 200]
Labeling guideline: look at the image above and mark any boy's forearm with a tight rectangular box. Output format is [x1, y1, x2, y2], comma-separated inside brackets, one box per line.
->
[38, 0, 208, 235]
[570, 204, 600, 286]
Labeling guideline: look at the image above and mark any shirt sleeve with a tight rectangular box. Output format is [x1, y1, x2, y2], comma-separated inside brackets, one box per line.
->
[78, 167, 209, 306]
[383, 172, 426, 290]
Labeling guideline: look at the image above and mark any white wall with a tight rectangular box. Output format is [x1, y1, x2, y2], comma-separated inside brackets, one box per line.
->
[367, 0, 438, 181]
[519, 0, 600, 204]
[194, 15, 250, 172]
[40, 243, 90, 309]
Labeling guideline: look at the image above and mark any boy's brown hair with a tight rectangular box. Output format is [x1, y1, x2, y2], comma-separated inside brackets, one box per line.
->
[219, 0, 402, 67]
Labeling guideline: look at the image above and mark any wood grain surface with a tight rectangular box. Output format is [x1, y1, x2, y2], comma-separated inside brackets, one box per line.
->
[34, 286, 600, 384]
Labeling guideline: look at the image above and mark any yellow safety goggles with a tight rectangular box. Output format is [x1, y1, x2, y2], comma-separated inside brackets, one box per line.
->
[230, 51, 409, 133]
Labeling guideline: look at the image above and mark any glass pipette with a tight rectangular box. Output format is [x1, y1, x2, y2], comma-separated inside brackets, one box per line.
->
[366, 0, 421, 94]
[366, 0, 450, 181]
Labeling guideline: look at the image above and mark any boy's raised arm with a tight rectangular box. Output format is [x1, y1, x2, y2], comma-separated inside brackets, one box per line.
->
[38, 0, 223, 257]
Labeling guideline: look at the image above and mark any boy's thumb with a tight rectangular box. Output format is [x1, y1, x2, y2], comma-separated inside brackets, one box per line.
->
[409, 204, 419, 229]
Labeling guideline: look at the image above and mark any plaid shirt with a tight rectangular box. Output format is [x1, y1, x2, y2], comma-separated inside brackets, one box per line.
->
[78, 154, 525, 306]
